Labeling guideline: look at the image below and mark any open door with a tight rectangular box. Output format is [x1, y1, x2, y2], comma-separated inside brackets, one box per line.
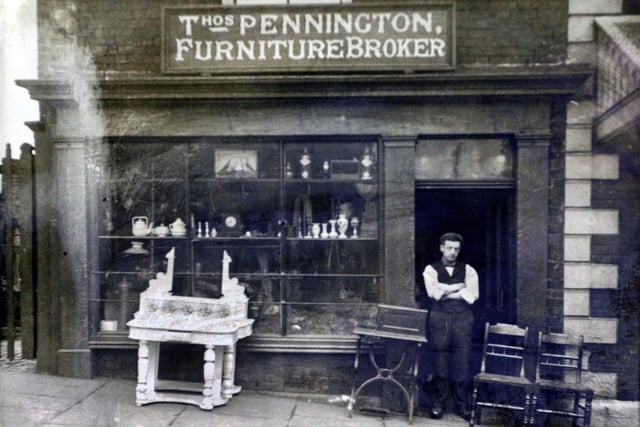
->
[415, 188, 516, 330]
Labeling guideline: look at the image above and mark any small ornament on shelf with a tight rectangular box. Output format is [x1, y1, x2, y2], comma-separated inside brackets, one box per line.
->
[299, 148, 311, 179]
[328, 219, 338, 238]
[197, 222, 203, 238]
[322, 160, 330, 179]
[204, 221, 210, 237]
[350, 217, 360, 238]
[320, 223, 329, 239]
[360, 146, 374, 180]
[337, 214, 349, 238]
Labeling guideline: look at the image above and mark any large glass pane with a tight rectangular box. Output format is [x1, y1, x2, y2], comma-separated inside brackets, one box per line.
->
[190, 140, 280, 180]
[286, 303, 377, 336]
[191, 180, 281, 237]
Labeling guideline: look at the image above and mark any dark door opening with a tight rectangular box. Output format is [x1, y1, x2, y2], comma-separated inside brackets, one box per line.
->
[415, 188, 517, 328]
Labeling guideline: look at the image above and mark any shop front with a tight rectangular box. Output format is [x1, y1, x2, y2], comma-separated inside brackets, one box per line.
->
[19, 1, 590, 393]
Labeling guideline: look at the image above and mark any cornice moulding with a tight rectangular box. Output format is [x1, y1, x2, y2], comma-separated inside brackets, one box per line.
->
[17, 66, 593, 102]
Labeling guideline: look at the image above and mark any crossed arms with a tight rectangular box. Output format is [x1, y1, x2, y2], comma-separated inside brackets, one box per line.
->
[422, 264, 479, 305]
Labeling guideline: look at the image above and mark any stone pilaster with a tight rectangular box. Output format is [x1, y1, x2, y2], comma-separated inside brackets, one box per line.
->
[515, 134, 551, 331]
[382, 136, 417, 307]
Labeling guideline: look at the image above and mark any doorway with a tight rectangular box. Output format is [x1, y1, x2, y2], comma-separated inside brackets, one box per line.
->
[415, 188, 517, 328]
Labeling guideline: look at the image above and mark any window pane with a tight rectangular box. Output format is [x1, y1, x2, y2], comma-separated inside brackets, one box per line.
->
[415, 139, 513, 180]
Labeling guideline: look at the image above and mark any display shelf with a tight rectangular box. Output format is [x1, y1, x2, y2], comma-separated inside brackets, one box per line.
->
[98, 235, 188, 239]
[285, 178, 376, 183]
[192, 178, 281, 183]
[191, 237, 280, 242]
[285, 237, 377, 241]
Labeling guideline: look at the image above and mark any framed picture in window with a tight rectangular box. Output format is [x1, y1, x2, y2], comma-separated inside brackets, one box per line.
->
[215, 149, 258, 178]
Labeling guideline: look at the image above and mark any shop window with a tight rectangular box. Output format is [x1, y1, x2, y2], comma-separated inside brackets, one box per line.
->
[90, 138, 381, 344]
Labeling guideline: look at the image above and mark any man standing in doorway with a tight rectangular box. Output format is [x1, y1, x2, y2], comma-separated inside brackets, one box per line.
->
[422, 232, 479, 419]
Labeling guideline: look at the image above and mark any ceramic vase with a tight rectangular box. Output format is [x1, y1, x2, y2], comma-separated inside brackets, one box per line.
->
[337, 214, 349, 238]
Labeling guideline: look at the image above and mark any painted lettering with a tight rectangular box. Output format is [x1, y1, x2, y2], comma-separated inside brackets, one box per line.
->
[430, 38, 446, 57]
[236, 40, 256, 60]
[412, 12, 433, 33]
[307, 39, 325, 59]
[178, 15, 199, 36]
[354, 14, 372, 34]
[240, 15, 257, 35]
[166, 7, 452, 70]
[391, 13, 411, 33]
[175, 38, 193, 61]
[395, 38, 411, 58]
[214, 41, 234, 60]
[326, 39, 344, 59]
[364, 38, 382, 58]
[194, 40, 213, 60]
[282, 14, 301, 35]
[306, 14, 323, 34]
[261, 14, 279, 35]
[268, 40, 288, 60]
[346, 36, 364, 58]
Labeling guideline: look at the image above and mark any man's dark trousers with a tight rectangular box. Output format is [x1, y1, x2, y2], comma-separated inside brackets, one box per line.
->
[428, 300, 473, 411]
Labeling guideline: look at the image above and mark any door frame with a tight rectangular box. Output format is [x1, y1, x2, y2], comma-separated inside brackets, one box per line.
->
[406, 134, 551, 329]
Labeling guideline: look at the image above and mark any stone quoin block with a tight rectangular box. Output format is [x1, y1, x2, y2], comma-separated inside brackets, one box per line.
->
[564, 262, 618, 288]
[569, 0, 623, 15]
[583, 372, 618, 399]
[565, 180, 592, 207]
[564, 235, 591, 261]
[564, 317, 618, 344]
[564, 289, 590, 316]
[566, 127, 593, 152]
[566, 100, 596, 125]
[566, 153, 619, 179]
[565, 208, 618, 234]
[568, 16, 596, 42]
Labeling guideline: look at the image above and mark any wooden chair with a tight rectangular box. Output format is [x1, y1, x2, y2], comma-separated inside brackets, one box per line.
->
[469, 322, 534, 426]
[532, 332, 594, 426]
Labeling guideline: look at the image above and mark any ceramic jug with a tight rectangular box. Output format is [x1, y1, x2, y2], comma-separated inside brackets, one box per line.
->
[132, 216, 153, 237]
[153, 224, 169, 237]
[170, 218, 186, 236]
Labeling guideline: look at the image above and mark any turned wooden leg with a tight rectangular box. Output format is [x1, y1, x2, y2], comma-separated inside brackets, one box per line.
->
[530, 390, 538, 427]
[222, 344, 241, 398]
[524, 391, 532, 426]
[202, 344, 216, 410]
[135, 340, 149, 404]
[469, 385, 479, 426]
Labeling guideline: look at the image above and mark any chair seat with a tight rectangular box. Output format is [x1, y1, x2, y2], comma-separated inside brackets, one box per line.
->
[470, 323, 533, 426]
[536, 378, 594, 394]
[474, 372, 533, 387]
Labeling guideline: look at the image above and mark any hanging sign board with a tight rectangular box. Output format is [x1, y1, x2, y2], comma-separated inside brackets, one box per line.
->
[162, 3, 455, 74]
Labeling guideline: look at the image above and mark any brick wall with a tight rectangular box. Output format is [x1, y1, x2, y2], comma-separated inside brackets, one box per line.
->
[94, 346, 379, 397]
[563, 0, 638, 400]
[235, 352, 364, 394]
[591, 151, 640, 400]
[36, 0, 568, 78]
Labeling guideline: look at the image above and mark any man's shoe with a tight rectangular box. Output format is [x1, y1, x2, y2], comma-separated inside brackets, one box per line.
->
[429, 405, 444, 419]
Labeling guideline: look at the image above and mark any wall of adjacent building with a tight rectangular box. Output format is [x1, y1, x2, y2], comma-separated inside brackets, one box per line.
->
[564, 0, 638, 400]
